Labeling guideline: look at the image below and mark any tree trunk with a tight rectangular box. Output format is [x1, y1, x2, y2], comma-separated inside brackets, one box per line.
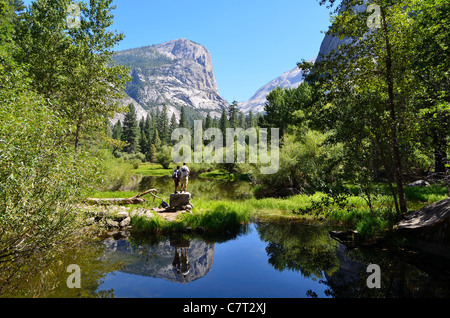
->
[381, 7, 407, 216]
[84, 189, 164, 206]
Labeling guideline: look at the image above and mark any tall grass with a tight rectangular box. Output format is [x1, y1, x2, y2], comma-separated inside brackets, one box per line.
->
[130, 204, 251, 239]
[95, 150, 141, 191]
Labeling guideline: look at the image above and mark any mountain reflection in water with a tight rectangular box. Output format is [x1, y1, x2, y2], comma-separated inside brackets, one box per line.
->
[100, 236, 215, 284]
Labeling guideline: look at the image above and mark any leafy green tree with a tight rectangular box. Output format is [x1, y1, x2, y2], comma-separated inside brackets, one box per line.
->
[300, 0, 423, 216]
[409, 0, 449, 175]
[262, 83, 313, 139]
[0, 8, 97, 279]
[15, 0, 130, 150]
[156, 145, 173, 169]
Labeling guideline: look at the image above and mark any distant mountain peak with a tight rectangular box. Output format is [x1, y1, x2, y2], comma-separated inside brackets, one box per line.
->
[238, 57, 316, 114]
[112, 38, 228, 121]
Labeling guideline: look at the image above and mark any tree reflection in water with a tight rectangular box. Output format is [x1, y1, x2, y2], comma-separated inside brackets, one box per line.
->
[255, 221, 450, 298]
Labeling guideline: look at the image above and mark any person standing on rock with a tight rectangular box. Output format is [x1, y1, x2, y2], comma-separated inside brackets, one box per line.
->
[180, 162, 190, 192]
[172, 165, 181, 193]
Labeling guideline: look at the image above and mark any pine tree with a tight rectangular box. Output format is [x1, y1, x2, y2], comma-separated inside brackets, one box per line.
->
[179, 106, 189, 129]
[144, 113, 152, 141]
[219, 107, 229, 138]
[139, 130, 148, 156]
[153, 128, 162, 151]
[247, 110, 254, 128]
[169, 112, 178, 145]
[149, 143, 157, 163]
[111, 120, 122, 140]
[228, 101, 239, 129]
[122, 103, 140, 153]
[205, 112, 212, 130]
[238, 111, 245, 129]
[161, 104, 170, 145]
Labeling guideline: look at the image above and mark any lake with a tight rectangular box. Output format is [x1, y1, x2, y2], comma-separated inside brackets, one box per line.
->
[6, 220, 446, 299]
[2, 176, 450, 299]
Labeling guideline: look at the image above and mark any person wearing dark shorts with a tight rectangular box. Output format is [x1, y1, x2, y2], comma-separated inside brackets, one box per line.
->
[172, 166, 181, 193]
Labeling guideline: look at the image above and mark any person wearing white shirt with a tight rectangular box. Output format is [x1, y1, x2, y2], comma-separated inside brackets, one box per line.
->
[180, 163, 190, 192]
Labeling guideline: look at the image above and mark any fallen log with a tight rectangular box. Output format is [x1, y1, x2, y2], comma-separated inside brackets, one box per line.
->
[84, 189, 167, 206]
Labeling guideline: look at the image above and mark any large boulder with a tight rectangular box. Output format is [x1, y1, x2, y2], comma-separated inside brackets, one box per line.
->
[170, 192, 192, 210]
[397, 198, 450, 258]
[407, 180, 430, 187]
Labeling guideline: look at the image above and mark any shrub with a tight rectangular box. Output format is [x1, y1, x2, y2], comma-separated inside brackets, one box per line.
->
[156, 145, 173, 169]
[0, 89, 98, 269]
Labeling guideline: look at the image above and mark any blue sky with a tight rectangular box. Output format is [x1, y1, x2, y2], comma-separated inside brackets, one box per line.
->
[23, 0, 333, 103]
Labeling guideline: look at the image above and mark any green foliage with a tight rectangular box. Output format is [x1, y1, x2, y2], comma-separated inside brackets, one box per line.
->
[261, 82, 314, 138]
[130, 203, 251, 238]
[252, 130, 342, 197]
[156, 145, 173, 169]
[0, 88, 98, 265]
[300, 0, 441, 216]
[14, 0, 131, 150]
[95, 150, 140, 191]
[122, 103, 140, 153]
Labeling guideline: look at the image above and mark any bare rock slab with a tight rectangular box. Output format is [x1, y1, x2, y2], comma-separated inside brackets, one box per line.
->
[397, 198, 450, 258]
[397, 198, 450, 231]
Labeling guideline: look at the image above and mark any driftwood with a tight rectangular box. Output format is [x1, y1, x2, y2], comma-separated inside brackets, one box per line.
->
[85, 189, 168, 206]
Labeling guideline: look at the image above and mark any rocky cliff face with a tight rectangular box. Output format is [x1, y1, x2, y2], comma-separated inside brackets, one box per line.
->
[113, 38, 229, 120]
[316, 1, 368, 62]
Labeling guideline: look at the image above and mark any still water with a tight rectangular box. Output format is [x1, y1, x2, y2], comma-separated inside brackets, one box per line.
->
[96, 223, 334, 298]
[2, 176, 450, 298]
[90, 222, 450, 298]
[3, 220, 450, 298]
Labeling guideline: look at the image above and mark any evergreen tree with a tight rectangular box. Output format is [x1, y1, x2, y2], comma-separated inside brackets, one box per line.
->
[153, 128, 162, 151]
[149, 143, 157, 163]
[238, 111, 245, 129]
[150, 109, 156, 142]
[205, 112, 212, 130]
[179, 106, 189, 129]
[122, 103, 140, 153]
[161, 104, 170, 145]
[139, 129, 148, 156]
[219, 107, 229, 139]
[144, 113, 152, 141]
[155, 106, 161, 134]
[111, 121, 122, 140]
[247, 110, 255, 128]
[212, 116, 219, 128]
[228, 100, 239, 129]
[169, 112, 178, 145]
